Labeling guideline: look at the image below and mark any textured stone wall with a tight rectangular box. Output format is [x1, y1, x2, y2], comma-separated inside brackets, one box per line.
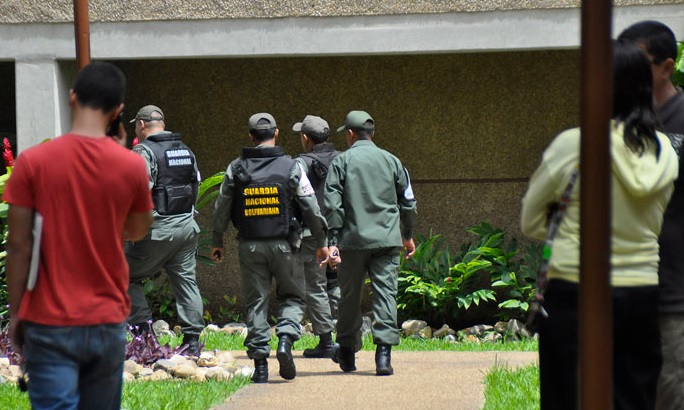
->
[115, 49, 580, 314]
[0, 0, 678, 23]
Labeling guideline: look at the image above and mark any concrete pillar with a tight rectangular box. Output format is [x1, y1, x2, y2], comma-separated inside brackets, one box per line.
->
[15, 59, 71, 151]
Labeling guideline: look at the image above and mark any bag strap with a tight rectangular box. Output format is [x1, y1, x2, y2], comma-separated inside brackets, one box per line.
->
[536, 165, 579, 300]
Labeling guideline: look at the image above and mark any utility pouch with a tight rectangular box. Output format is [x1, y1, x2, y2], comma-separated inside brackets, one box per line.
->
[311, 159, 329, 181]
[233, 162, 252, 185]
[287, 217, 303, 251]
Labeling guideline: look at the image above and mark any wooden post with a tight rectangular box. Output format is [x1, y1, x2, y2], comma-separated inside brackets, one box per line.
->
[73, 0, 91, 69]
[579, 1, 613, 408]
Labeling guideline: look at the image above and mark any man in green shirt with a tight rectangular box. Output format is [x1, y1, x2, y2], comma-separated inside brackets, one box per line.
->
[325, 110, 417, 376]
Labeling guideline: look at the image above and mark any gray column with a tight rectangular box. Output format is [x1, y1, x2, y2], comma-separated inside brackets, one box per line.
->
[15, 59, 70, 151]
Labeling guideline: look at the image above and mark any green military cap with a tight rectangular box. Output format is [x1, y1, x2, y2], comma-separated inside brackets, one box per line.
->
[336, 110, 374, 132]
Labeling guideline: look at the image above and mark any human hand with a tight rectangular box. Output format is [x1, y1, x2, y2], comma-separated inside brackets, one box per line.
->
[315, 247, 330, 267]
[9, 318, 24, 355]
[402, 238, 415, 259]
[111, 123, 128, 147]
[211, 247, 224, 263]
[328, 246, 341, 268]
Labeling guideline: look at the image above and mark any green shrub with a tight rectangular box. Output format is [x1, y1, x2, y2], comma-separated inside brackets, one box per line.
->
[0, 144, 13, 326]
[142, 275, 178, 323]
[196, 172, 224, 266]
[398, 223, 542, 328]
[673, 42, 683, 87]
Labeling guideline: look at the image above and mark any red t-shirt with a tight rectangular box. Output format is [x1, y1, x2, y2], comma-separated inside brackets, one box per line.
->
[3, 134, 153, 326]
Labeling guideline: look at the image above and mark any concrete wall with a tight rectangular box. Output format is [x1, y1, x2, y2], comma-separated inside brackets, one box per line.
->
[115, 49, 580, 315]
[1, 0, 679, 22]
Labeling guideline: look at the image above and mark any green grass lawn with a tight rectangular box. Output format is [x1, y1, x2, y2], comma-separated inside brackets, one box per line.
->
[202, 331, 539, 352]
[483, 363, 540, 410]
[0, 333, 539, 409]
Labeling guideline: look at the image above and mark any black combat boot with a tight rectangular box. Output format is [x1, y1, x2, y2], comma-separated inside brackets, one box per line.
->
[252, 358, 268, 383]
[276, 335, 296, 380]
[303, 332, 334, 358]
[331, 343, 356, 372]
[182, 333, 201, 356]
[375, 344, 393, 376]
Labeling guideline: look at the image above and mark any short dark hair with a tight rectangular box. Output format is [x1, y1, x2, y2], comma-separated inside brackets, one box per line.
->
[352, 120, 375, 140]
[250, 119, 276, 142]
[72, 61, 126, 113]
[307, 129, 330, 144]
[618, 20, 678, 64]
[613, 39, 659, 158]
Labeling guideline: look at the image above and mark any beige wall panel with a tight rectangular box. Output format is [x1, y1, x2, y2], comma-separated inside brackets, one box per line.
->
[116, 49, 580, 318]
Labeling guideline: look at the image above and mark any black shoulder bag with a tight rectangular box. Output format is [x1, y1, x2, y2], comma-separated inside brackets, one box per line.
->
[526, 166, 579, 333]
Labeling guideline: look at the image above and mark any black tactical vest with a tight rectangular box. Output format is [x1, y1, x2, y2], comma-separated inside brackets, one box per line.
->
[139, 133, 198, 215]
[298, 143, 340, 212]
[230, 146, 296, 240]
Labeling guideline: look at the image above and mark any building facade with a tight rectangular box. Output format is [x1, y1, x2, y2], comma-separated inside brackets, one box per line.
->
[1, 0, 682, 310]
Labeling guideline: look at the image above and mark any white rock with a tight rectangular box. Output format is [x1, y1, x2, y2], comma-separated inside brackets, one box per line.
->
[0, 357, 10, 367]
[173, 364, 198, 379]
[239, 365, 255, 378]
[122, 372, 135, 382]
[197, 353, 220, 368]
[401, 319, 428, 336]
[138, 368, 154, 378]
[152, 359, 176, 372]
[215, 351, 235, 364]
[169, 354, 188, 365]
[149, 370, 172, 381]
[9, 365, 22, 378]
[206, 367, 233, 381]
[123, 360, 142, 376]
[152, 320, 175, 337]
[204, 324, 220, 333]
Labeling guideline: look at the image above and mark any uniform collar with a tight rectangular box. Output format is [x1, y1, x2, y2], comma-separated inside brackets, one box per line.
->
[350, 139, 375, 148]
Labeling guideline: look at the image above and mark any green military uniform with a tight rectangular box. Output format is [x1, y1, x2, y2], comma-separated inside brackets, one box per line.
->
[126, 130, 205, 338]
[212, 145, 327, 360]
[295, 141, 341, 338]
[325, 139, 417, 349]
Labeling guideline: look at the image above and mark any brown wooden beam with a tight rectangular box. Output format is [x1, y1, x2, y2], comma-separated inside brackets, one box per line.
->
[579, 1, 613, 408]
[73, 0, 90, 69]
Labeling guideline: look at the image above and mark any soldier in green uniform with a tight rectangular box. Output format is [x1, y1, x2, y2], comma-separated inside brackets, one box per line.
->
[126, 105, 205, 355]
[325, 110, 417, 376]
[211, 113, 329, 383]
[293, 115, 341, 358]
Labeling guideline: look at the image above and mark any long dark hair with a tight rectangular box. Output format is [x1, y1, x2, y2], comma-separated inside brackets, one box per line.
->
[612, 39, 660, 158]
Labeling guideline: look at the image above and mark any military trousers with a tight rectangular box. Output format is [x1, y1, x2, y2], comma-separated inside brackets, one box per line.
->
[126, 223, 204, 336]
[298, 236, 335, 335]
[336, 247, 401, 349]
[239, 238, 305, 360]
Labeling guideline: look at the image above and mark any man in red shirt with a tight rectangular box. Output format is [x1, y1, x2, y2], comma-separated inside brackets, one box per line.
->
[4, 61, 153, 409]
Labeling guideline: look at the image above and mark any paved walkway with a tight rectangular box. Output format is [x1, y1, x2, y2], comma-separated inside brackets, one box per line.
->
[213, 350, 538, 410]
